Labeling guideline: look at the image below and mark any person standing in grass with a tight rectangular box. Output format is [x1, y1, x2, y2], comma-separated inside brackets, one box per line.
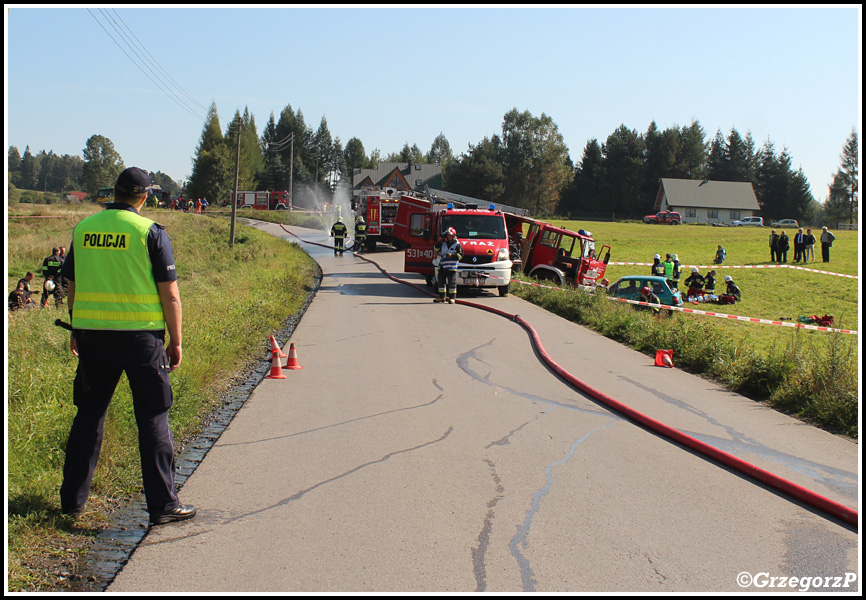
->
[769, 229, 779, 262]
[804, 228, 816, 262]
[650, 254, 663, 276]
[777, 230, 790, 263]
[820, 226, 836, 263]
[59, 167, 195, 526]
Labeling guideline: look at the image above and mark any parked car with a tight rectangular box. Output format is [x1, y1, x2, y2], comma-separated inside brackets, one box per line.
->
[643, 210, 681, 225]
[770, 219, 799, 228]
[732, 216, 764, 227]
[607, 275, 682, 310]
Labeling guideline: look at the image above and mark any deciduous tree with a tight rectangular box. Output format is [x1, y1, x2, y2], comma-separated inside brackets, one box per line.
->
[81, 135, 124, 198]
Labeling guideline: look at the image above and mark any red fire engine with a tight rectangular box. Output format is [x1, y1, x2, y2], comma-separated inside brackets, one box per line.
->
[508, 216, 611, 289]
[231, 190, 292, 211]
[354, 188, 403, 251]
[392, 193, 516, 296]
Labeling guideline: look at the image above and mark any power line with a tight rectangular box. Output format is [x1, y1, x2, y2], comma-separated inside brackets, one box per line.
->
[108, 8, 208, 113]
[87, 9, 206, 122]
[95, 8, 205, 120]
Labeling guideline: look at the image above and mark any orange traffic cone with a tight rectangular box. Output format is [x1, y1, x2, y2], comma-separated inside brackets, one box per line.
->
[285, 343, 304, 370]
[269, 335, 287, 358]
[265, 349, 286, 379]
[654, 349, 674, 368]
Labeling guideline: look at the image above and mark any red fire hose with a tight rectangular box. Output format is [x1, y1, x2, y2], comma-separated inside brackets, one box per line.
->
[281, 225, 858, 527]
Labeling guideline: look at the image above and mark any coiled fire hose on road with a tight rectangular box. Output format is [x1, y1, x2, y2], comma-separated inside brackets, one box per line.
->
[280, 224, 858, 527]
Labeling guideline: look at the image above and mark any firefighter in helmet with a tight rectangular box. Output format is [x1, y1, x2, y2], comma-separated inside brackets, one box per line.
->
[330, 218, 348, 255]
[41, 247, 65, 307]
[639, 285, 661, 316]
[434, 227, 463, 304]
[354, 217, 367, 254]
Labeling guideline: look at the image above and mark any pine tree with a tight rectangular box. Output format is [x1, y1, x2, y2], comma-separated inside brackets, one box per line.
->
[19, 146, 41, 191]
[826, 129, 858, 225]
[187, 102, 233, 205]
[8, 146, 22, 187]
[601, 125, 646, 218]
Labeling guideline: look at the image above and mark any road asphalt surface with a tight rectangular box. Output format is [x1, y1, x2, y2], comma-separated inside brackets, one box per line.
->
[109, 224, 859, 593]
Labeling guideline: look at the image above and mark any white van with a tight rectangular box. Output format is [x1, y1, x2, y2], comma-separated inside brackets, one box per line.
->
[733, 216, 763, 227]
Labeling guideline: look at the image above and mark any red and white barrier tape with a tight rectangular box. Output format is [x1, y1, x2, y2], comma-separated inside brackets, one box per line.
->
[503, 277, 858, 335]
[610, 262, 857, 279]
[607, 296, 858, 335]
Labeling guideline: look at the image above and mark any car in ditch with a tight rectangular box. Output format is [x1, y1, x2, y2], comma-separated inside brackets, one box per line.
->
[607, 275, 683, 311]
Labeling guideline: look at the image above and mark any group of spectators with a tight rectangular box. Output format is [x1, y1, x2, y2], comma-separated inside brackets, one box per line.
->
[8, 246, 68, 311]
[770, 227, 836, 264]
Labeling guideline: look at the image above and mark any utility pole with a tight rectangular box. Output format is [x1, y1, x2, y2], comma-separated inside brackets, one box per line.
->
[230, 116, 241, 247]
[289, 132, 294, 210]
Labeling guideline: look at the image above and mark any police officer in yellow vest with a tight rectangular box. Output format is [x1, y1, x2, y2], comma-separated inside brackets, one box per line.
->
[331, 217, 348, 255]
[354, 217, 367, 253]
[59, 167, 195, 525]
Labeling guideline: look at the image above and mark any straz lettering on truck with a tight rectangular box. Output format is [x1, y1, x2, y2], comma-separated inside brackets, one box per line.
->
[82, 232, 129, 250]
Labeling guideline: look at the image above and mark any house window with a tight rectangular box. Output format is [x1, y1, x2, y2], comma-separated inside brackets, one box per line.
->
[730, 210, 740, 220]
[686, 208, 696, 218]
[708, 209, 718, 219]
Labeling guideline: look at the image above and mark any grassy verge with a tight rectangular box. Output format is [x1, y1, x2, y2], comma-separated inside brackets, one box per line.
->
[7, 205, 320, 590]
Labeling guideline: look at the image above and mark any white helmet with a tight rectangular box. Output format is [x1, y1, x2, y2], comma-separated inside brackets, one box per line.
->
[724, 275, 732, 282]
[691, 267, 699, 273]
[44, 280, 56, 292]
[653, 254, 660, 259]
[672, 253, 678, 261]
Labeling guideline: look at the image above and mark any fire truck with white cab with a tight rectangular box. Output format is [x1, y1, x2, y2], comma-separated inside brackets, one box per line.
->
[392, 193, 523, 296]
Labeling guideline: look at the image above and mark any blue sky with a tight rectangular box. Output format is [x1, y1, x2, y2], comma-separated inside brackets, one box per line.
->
[5, 6, 862, 202]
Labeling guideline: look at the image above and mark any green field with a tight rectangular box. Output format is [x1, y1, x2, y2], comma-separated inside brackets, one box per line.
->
[552, 220, 859, 333]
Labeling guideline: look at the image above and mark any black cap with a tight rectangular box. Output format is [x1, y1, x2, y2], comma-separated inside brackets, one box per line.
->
[115, 167, 151, 195]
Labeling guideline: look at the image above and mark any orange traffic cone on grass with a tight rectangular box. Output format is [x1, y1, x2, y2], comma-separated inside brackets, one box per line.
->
[285, 343, 304, 370]
[265, 350, 286, 379]
[654, 349, 674, 368]
[269, 335, 287, 358]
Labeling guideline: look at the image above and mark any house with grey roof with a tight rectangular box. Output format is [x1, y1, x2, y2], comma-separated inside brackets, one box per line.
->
[654, 178, 761, 225]
[352, 162, 443, 200]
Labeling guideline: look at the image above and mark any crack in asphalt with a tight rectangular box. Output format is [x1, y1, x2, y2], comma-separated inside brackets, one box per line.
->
[509, 419, 618, 592]
[216, 395, 442, 447]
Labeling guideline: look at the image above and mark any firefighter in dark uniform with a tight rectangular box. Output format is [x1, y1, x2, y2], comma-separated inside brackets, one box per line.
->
[331, 218, 348, 255]
[651, 254, 665, 277]
[59, 167, 195, 525]
[41, 247, 65, 307]
[434, 227, 464, 304]
[354, 217, 367, 253]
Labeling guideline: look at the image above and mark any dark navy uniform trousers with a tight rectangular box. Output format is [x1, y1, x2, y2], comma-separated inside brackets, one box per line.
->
[60, 330, 180, 514]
